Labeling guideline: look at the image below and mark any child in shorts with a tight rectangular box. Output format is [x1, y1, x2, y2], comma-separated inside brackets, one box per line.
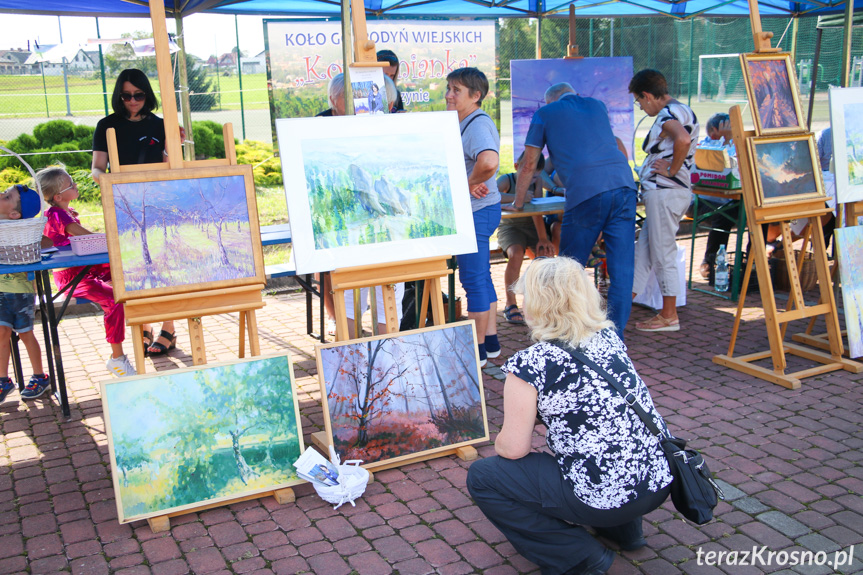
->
[0, 184, 52, 401]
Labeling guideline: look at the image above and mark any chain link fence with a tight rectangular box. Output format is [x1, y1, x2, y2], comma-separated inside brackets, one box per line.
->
[2, 14, 861, 155]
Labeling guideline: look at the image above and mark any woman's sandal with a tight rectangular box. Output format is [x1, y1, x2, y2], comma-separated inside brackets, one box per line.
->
[504, 304, 526, 325]
[147, 330, 177, 356]
[635, 313, 680, 332]
[142, 329, 154, 357]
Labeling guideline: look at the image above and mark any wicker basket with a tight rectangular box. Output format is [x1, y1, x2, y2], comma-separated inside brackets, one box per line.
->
[70, 233, 108, 256]
[312, 461, 370, 510]
[0, 145, 46, 265]
[773, 249, 819, 292]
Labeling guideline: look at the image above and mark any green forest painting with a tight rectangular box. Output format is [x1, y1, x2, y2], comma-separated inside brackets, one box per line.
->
[102, 356, 304, 523]
[301, 133, 457, 249]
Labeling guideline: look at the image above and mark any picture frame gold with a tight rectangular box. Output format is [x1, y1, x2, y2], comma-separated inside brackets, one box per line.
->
[101, 354, 305, 524]
[316, 321, 489, 471]
[101, 164, 265, 303]
[740, 53, 806, 135]
[747, 133, 825, 207]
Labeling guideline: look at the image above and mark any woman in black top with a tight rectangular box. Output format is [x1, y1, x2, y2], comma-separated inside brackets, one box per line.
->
[91, 69, 177, 356]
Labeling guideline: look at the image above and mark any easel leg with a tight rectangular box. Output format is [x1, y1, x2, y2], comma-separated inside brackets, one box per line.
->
[238, 312, 246, 358]
[728, 254, 755, 357]
[188, 317, 206, 366]
[334, 289, 348, 342]
[246, 310, 260, 356]
[427, 278, 446, 326]
[131, 324, 146, 375]
[381, 284, 398, 334]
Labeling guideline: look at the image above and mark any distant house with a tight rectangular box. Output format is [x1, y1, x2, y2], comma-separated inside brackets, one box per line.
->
[240, 51, 267, 75]
[0, 50, 33, 75]
[24, 45, 96, 76]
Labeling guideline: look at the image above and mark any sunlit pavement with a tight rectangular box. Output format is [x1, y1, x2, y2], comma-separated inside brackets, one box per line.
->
[1, 234, 862, 574]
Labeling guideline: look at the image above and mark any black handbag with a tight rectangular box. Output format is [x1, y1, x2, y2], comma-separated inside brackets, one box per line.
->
[551, 341, 724, 525]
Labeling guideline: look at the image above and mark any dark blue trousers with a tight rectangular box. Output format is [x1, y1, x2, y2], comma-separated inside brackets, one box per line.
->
[467, 453, 669, 575]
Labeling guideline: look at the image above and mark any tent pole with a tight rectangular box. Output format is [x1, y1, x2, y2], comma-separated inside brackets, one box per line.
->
[342, 0, 354, 114]
[235, 15, 246, 140]
[535, 12, 542, 59]
[807, 27, 822, 130]
[57, 17, 72, 117]
[95, 17, 109, 116]
[175, 12, 195, 159]
[40, 62, 49, 118]
[840, 0, 854, 87]
[688, 19, 694, 106]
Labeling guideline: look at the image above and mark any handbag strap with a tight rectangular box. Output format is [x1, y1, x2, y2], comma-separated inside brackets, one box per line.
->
[550, 340, 667, 439]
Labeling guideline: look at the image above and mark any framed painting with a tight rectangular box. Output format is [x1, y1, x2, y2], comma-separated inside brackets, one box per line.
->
[102, 354, 305, 524]
[835, 226, 863, 358]
[740, 53, 806, 135]
[101, 165, 265, 302]
[747, 133, 825, 206]
[510, 57, 634, 161]
[276, 112, 477, 274]
[829, 86, 863, 204]
[316, 321, 489, 470]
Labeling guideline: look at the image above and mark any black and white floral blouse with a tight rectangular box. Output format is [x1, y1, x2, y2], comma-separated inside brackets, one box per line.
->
[502, 328, 673, 510]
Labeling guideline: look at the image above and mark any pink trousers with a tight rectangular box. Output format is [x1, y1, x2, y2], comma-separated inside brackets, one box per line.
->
[53, 264, 125, 344]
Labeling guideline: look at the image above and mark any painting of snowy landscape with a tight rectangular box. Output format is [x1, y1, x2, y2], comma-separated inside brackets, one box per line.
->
[277, 112, 476, 274]
[510, 58, 634, 160]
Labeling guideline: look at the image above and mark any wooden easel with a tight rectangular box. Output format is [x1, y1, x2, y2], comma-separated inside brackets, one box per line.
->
[791, 200, 863, 352]
[102, 1, 281, 534]
[310, 256, 480, 471]
[565, 5, 583, 59]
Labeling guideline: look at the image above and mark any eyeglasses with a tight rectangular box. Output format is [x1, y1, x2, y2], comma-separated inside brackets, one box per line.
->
[57, 181, 78, 195]
[120, 92, 146, 102]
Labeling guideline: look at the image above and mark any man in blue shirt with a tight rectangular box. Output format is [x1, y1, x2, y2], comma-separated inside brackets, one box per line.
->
[504, 82, 637, 335]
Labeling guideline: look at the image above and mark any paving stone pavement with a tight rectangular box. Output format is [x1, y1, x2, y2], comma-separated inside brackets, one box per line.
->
[1, 235, 862, 575]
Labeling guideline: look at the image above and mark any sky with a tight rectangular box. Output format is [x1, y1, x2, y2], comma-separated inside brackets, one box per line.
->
[0, 13, 275, 60]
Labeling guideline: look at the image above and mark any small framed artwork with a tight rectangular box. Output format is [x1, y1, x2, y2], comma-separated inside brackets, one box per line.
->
[829, 86, 863, 204]
[740, 53, 806, 135]
[276, 112, 477, 274]
[316, 321, 489, 470]
[747, 133, 825, 206]
[101, 164, 265, 302]
[101, 354, 305, 524]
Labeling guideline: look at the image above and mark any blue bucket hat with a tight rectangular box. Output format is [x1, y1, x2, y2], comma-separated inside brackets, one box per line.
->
[15, 185, 42, 220]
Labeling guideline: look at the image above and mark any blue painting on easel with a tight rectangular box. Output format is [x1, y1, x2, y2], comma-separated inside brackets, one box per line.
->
[510, 58, 634, 161]
[835, 226, 863, 358]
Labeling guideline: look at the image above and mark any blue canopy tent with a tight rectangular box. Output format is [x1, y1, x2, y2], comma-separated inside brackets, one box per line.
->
[0, 0, 858, 18]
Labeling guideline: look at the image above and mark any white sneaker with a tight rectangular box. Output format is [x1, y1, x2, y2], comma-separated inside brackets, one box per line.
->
[106, 354, 136, 377]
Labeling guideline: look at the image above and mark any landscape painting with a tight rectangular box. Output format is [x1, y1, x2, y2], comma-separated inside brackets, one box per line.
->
[742, 53, 805, 134]
[834, 227, 863, 358]
[748, 134, 825, 206]
[277, 112, 476, 274]
[316, 321, 488, 470]
[511, 58, 634, 161]
[102, 165, 265, 301]
[102, 355, 305, 523]
[829, 86, 863, 203]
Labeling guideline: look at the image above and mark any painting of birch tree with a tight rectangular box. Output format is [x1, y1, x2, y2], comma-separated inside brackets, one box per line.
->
[316, 322, 488, 469]
[102, 355, 304, 523]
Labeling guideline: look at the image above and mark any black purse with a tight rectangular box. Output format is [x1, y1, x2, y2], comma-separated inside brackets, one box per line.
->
[552, 341, 724, 525]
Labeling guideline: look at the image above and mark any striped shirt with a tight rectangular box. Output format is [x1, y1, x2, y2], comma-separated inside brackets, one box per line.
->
[641, 101, 699, 191]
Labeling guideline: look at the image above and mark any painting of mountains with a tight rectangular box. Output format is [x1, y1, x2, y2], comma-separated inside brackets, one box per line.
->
[276, 112, 476, 274]
[749, 135, 824, 205]
[743, 54, 804, 134]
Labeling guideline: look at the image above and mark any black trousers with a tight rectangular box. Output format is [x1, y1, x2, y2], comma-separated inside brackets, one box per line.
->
[467, 453, 669, 575]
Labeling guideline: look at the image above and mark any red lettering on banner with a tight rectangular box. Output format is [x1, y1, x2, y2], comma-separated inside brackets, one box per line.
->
[304, 55, 328, 82]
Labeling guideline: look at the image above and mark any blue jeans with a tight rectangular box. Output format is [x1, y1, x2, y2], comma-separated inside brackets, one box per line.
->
[457, 203, 501, 313]
[559, 187, 637, 336]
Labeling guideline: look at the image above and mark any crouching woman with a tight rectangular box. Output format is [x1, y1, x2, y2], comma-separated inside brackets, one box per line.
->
[467, 257, 673, 575]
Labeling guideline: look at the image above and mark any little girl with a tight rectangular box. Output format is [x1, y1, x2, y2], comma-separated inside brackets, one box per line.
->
[35, 166, 136, 377]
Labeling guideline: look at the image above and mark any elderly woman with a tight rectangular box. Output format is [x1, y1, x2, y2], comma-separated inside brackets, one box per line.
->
[446, 67, 501, 366]
[317, 73, 346, 118]
[467, 257, 672, 575]
[630, 69, 699, 332]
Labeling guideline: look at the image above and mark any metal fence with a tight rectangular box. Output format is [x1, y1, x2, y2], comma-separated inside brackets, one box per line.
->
[1, 14, 861, 154]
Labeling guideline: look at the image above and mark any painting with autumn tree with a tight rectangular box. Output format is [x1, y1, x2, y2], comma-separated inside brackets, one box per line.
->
[102, 355, 304, 523]
[316, 322, 488, 469]
[101, 165, 264, 301]
[742, 53, 804, 134]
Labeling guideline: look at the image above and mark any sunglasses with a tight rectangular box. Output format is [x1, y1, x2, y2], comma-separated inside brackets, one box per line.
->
[120, 92, 146, 102]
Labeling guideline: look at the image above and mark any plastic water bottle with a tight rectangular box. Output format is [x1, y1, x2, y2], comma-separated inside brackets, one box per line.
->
[715, 245, 729, 293]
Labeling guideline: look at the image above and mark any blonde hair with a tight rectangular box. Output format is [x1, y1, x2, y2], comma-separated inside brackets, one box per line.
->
[515, 257, 613, 346]
[35, 166, 70, 206]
